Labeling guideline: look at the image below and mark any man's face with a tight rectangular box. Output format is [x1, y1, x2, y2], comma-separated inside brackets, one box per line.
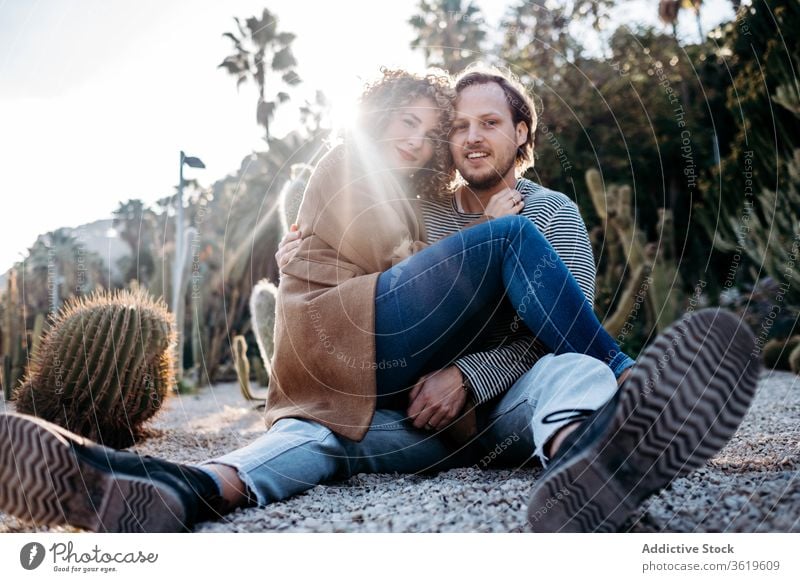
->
[450, 82, 528, 191]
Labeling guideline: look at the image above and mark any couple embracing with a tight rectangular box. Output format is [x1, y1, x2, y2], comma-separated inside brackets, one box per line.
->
[0, 66, 761, 533]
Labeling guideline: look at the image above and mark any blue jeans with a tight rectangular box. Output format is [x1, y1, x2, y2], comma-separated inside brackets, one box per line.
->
[374, 215, 634, 403]
[201, 353, 617, 507]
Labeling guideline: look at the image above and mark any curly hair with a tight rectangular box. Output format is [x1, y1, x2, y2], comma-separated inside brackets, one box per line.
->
[354, 68, 456, 201]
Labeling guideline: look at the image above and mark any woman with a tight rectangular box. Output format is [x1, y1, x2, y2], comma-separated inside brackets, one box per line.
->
[265, 68, 635, 442]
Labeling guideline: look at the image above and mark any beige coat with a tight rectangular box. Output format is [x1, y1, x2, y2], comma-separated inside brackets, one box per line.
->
[263, 144, 430, 441]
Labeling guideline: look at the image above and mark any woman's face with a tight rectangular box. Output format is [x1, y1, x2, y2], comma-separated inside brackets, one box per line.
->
[379, 97, 440, 175]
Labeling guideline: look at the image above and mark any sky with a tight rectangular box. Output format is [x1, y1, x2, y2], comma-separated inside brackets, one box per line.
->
[0, 0, 735, 273]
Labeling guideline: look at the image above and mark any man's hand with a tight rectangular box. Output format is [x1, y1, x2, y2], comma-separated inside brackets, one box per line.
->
[483, 188, 524, 219]
[275, 224, 302, 270]
[407, 366, 468, 431]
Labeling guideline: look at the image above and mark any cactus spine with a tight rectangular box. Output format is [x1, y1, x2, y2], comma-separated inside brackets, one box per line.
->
[13, 289, 175, 448]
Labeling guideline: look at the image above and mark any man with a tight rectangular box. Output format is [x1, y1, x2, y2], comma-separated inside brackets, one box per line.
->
[0, 67, 760, 533]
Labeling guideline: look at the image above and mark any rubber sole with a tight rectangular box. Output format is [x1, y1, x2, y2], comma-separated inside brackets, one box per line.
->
[0, 413, 187, 532]
[527, 308, 761, 532]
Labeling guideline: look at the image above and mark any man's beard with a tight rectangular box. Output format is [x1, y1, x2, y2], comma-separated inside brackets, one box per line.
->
[459, 150, 516, 191]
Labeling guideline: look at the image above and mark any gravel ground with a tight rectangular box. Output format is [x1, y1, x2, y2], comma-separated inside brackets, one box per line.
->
[1, 370, 798, 533]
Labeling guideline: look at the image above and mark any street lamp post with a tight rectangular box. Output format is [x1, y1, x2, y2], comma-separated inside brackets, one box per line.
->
[173, 150, 204, 384]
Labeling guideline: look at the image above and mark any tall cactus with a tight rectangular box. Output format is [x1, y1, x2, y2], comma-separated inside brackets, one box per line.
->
[2, 270, 24, 401]
[279, 163, 312, 233]
[586, 169, 684, 338]
[30, 312, 46, 361]
[174, 226, 197, 385]
[13, 289, 175, 448]
[249, 279, 278, 377]
[232, 334, 266, 403]
[648, 208, 685, 332]
[189, 275, 211, 388]
[232, 335, 251, 398]
[587, 169, 650, 335]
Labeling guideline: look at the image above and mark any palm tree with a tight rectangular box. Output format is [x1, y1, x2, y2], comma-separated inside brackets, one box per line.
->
[500, 0, 577, 88]
[218, 8, 301, 141]
[658, 0, 705, 42]
[299, 90, 331, 139]
[571, 0, 616, 32]
[24, 229, 85, 314]
[409, 0, 487, 74]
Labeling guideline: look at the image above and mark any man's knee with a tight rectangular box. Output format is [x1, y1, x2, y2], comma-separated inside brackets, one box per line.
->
[508, 353, 616, 406]
[536, 353, 615, 384]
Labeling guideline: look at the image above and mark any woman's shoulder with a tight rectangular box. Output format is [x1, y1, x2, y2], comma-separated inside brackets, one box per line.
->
[309, 143, 368, 183]
[303, 144, 350, 197]
[312, 143, 346, 174]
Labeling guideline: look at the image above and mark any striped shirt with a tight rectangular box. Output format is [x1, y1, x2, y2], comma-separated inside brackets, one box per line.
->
[418, 178, 596, 404]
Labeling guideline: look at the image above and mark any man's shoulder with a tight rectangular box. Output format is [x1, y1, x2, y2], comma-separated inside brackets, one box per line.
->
[516, 178, 574, 209]
[517, 178, 584, 230]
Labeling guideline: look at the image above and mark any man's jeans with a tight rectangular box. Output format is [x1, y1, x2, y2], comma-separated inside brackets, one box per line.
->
[201, 353, 617, 507]
[373, 215, 634, 405]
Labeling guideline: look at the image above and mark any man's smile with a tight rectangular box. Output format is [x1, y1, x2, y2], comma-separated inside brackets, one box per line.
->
[465, 150, 490, 164]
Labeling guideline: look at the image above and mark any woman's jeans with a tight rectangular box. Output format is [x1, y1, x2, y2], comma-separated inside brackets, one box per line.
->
[373, 214, 634, 403]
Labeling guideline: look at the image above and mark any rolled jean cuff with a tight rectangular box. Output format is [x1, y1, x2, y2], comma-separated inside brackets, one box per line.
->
[608, 352, 636, 379]
[194, 464, 225, 496]
[533, 415, 590, 468]
[197, 458, 266, 508]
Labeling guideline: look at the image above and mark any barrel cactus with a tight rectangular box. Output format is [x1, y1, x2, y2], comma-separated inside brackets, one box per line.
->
[13, 289, 175, 448]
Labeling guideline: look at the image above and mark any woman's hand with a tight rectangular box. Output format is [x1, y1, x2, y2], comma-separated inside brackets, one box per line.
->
[482, 188, 524, 219]
[275, 225, 302, 269]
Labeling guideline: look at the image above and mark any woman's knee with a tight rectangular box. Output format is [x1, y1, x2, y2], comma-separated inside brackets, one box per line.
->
[272, 417, 337, 443]
[487, 214, 549, 256]
[490, 214, 541, 243]
[492, 214, 529, 233]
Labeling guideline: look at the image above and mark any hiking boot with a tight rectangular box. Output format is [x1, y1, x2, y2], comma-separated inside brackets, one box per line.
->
[0, 412, 225, 532]
[527, 308, 761, 532]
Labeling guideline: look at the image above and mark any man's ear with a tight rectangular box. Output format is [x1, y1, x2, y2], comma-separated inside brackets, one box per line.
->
[515, 121, 528, 147]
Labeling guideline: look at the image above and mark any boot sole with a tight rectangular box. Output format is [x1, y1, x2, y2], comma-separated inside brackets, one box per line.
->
[0, 413, 187, 532]
[527, 308, 761, 532]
